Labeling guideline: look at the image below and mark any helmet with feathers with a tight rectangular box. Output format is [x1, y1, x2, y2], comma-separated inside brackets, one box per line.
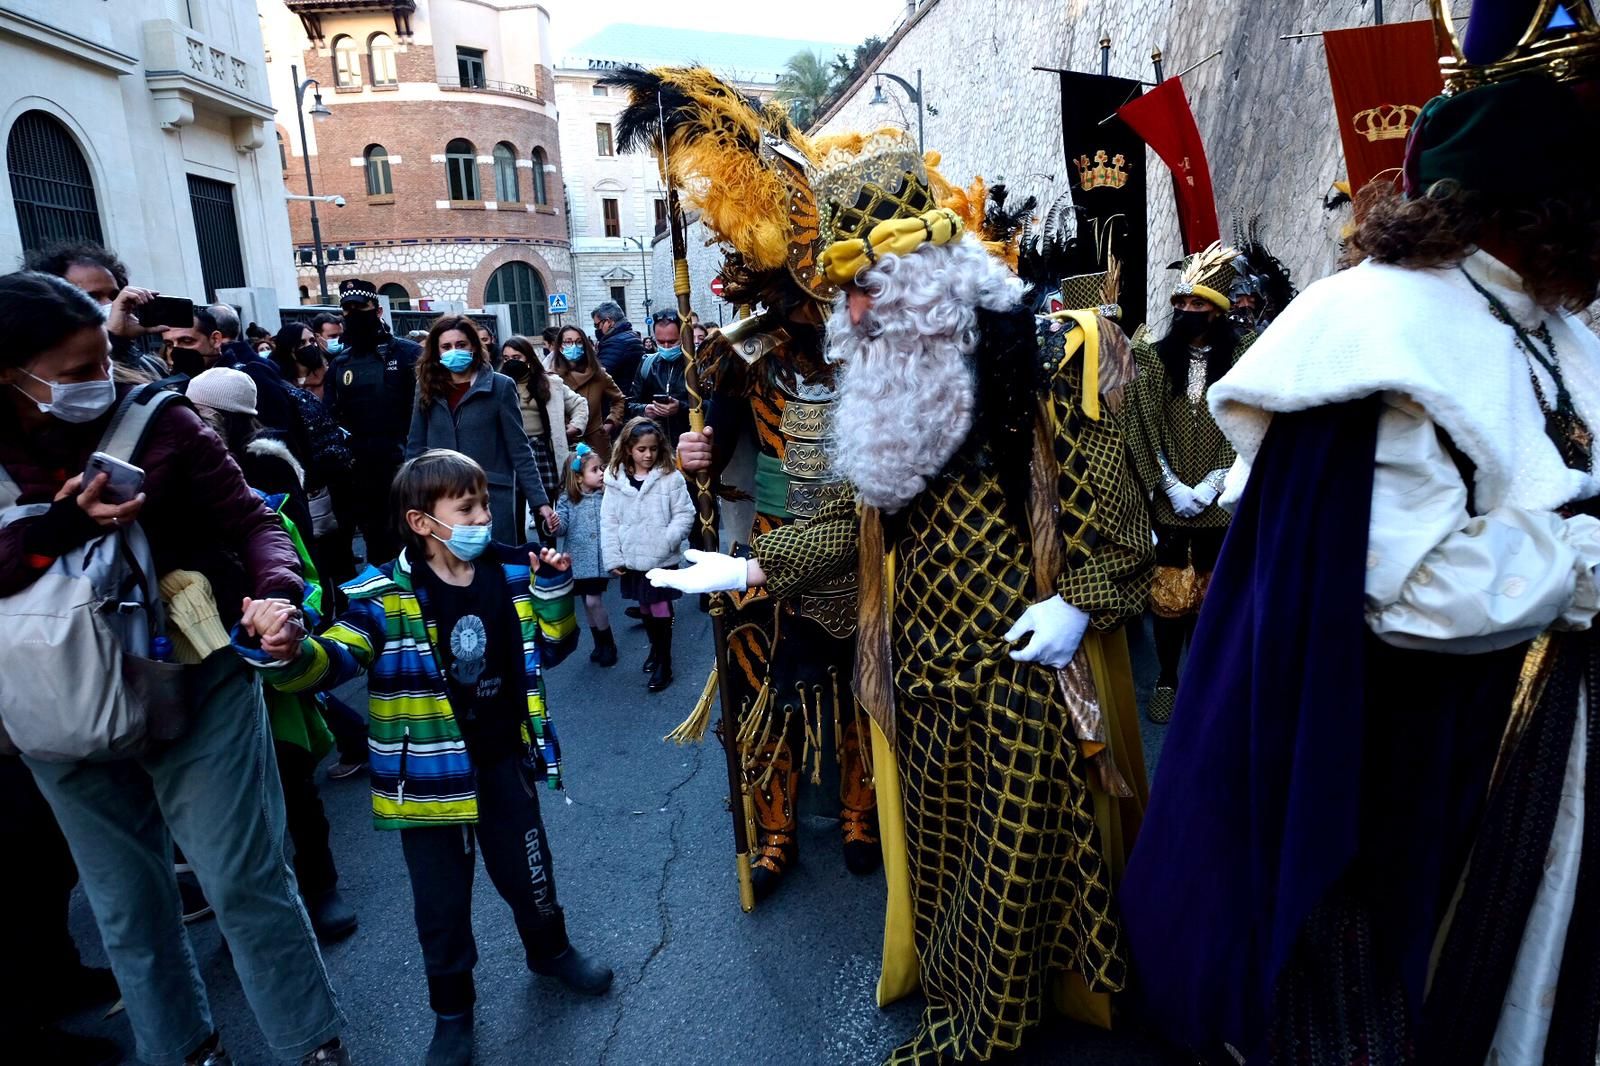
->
[600, 66, 966, 312]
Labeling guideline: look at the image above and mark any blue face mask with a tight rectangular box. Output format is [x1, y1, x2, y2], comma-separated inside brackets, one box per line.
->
[428, 515, 492, 561]
[324, 338, 343, 355]
[561, 344, 583, 360]
[439, 349, 475, 374]
[655, 344, 683, 361]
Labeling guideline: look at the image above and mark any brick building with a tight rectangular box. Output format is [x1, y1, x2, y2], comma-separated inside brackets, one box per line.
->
[261, 0, 570, 335]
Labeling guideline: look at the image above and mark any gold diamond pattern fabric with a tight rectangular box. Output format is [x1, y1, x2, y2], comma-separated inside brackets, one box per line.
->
[885, 447, 1124, 1066]
[1119, 333, 1255, 530]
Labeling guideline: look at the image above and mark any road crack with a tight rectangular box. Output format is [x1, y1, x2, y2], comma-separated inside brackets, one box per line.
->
[596, 742, 706, 1065]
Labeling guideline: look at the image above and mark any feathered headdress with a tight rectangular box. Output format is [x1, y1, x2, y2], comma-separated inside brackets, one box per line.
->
[1168, 241, 1239, 311]
[1228, 216, 1297, 319]
[939, 177, 1035, 271]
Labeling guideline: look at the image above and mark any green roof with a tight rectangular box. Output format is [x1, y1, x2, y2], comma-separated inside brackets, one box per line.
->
[558, 24, 852, 85]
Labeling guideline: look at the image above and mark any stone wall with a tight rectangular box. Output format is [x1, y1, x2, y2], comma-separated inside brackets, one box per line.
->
[813, 0, 1430, 323]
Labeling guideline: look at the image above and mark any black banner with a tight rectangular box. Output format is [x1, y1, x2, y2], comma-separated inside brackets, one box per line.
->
[1058, 71, 1148, 332]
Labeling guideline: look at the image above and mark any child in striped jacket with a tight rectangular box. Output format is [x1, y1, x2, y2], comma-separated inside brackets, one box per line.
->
[243, 449, 612, 1066]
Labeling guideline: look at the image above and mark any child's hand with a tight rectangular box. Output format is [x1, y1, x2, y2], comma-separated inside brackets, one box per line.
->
[532, 548, 571, 572]
[611, 566, 626, 576]
[240, 597, 305, 661]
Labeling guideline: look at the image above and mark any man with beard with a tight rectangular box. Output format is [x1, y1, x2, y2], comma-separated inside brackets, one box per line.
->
[1118, 244, 1254, 723]
[1120, 2, 1600, 1062]
[655, 126, 1152, 1063]
[323, 278, 420, 565]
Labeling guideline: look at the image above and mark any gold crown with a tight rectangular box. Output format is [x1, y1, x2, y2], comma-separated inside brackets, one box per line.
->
[1352, 102, 1421, 141]
[1075, 149, 1129, 191]
[1433, 0, 1600, 92]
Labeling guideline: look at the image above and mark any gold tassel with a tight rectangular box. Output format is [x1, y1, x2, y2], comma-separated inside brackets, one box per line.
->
[736, 678, 771, 747]
[664, 667, 719, 744]
[753, 706, 792, 790]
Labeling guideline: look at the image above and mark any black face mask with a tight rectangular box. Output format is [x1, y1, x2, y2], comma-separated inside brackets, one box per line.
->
[1168, 309, 1213, 345]
[502, 357, 530, 382]
[169, 347, 206, 379]
[342, 308, 381, 347]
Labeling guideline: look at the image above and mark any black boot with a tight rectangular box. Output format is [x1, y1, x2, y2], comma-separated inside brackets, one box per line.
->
[530, 946, 613, 996]
[591, 627, 618, 668]
[647, 617, 673, 693]
[425, 1013, 473, 1066]
[641, 615, 659, 674]
[307, 888, 358, 943]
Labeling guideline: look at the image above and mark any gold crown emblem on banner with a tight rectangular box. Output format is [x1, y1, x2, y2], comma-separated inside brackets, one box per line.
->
[1352, 102, 1421, 141]
[1075, 150, 1129, 191]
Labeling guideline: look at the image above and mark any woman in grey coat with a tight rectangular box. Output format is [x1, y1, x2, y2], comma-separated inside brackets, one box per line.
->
[406, 315, 551, 543]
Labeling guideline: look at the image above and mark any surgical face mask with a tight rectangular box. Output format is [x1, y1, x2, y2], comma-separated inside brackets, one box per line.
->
[429, 515, 492, 561]
[561, 344, 583, 361]
[655, 344, 683, 361]
[13, 364, 115, 423]
[439, 349, 475, 374]
[323, 337, 344, 355]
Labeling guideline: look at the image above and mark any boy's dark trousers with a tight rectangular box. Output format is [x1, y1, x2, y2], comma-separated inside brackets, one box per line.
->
[400, 756, 568, 1015]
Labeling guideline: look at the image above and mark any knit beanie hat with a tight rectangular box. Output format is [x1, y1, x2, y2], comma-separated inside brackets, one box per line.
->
[187, 367, 258, 415]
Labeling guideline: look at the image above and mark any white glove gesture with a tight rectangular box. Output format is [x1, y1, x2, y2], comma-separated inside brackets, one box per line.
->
[1003, 595, 1090, 669]
[648, 548, 749, 594]
[1164, 481, 1199, 517]
[1190, 480, 1220, 509]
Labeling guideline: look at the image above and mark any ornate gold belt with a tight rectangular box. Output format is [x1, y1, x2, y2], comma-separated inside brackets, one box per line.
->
[779, 399, 831, 441]
[785, 479, 851, 519]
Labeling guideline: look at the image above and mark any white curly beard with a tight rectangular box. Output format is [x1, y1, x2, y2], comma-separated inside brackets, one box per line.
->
[825, 238, 1020, 514]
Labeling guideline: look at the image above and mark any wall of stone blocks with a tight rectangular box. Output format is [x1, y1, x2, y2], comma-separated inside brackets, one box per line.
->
[815, 0, 1431, 325]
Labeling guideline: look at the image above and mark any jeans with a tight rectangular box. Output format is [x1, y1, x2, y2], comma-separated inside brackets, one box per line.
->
[399, 756, 568, 1015]
[25, 655, 344, 1065]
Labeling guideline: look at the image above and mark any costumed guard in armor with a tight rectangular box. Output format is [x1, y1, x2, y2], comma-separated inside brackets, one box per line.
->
[1121, 0, 1600, 1062]
[1118, 246, 1256, 723]
[1227, 217, 1297, 331]
[655, 128, 1154, 1063]
[600, 66, 881, 900]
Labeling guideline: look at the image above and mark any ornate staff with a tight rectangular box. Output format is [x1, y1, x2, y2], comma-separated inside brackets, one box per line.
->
[654, 90, 757, 913]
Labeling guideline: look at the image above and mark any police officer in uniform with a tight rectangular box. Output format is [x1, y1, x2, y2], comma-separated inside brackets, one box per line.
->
[323, 278, 421, 566]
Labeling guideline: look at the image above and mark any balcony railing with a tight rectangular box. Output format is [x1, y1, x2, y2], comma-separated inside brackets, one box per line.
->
[437, 75, 542, 102]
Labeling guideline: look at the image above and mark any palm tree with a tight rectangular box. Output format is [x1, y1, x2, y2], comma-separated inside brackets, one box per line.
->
[775, 50, 836, 128]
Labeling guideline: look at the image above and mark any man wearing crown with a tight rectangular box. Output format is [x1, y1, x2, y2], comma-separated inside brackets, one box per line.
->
[654, 126, 1153, 1062]
[1120, 1, 1600, 1062]
[1117, 246, 1255, 723]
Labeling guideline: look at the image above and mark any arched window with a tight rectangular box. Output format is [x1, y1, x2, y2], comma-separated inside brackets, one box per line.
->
[485, 261, 547, 335]
[364, 144, 392, 196]
[7, 110, 102, 251]
[492, 142, 518, 202]
[369, 33, 398, 86]
[530, 146, 549, 206]
[277, 129, 288, 171]
[445, 138, 478, 201]
[378, 282, 410, 311]
[332, 35, 362, 87]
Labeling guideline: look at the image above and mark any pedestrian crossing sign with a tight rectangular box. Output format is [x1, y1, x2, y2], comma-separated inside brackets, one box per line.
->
[547, 293, 570, 314]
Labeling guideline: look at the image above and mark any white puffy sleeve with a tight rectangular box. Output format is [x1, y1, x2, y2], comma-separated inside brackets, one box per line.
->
[1366, 393, 1600, 652]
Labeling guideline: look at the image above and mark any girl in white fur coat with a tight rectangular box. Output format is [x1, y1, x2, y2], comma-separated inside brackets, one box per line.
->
[601, 417, 694, 692]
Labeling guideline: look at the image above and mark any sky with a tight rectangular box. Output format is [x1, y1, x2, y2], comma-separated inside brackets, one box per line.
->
[544, 0, 910, 58]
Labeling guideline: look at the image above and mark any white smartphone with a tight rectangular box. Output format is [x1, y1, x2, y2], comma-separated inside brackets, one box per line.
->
[84, 451, 145, 504]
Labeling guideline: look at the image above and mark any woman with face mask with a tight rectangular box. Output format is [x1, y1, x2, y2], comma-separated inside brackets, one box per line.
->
[550, 325, 625, 461]
[0, 271, 352, 1066]
[500, 335, 589, 496]
[407, 315, 554, 543]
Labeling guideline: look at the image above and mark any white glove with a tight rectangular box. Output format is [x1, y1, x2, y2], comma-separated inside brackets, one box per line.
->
[1190, 481, 1220, 509]
[1004, 595, 1090, 669]
[1164, 481, 1202, 518]
[647, 548, 749, 594]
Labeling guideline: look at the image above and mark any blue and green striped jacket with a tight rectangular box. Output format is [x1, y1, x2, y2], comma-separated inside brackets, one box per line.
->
[260, 545, 577, 830]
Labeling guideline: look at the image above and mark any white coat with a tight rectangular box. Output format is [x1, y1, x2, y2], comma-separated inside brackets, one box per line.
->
[600, 464, 694, 572]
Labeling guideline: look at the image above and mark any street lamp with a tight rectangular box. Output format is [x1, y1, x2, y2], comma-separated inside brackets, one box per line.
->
[291, 64, 333, 304]
[619, 235, 652, 318]
[869, 68, 925, 152]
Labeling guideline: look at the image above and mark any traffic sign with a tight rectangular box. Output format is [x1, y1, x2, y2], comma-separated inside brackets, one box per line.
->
[709, 275, 724, 298]
[547, 292, 570, 314]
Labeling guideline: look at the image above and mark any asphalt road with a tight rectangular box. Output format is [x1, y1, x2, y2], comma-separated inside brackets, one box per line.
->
[65, 589, 1187, 1066]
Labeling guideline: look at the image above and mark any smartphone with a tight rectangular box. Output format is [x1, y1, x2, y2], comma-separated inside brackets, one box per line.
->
[84, 452, 145, 504]
[654, 393, 676, 406]
[137, 295, 194, 330]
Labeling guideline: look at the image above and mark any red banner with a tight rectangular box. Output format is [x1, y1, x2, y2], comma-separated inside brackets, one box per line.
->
[1117, 79, 1219, 253]
[1323, 21, 1445, 195]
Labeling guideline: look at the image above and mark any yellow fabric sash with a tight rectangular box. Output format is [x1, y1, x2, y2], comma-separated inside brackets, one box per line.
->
[818, 208, 964, 284]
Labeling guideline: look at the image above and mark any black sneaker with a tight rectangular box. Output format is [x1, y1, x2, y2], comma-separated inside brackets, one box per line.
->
[530, 946, 613, 996]
[326, 759, 368, 781]
[299, 1037, 350, 1065]
[18, 1025, 123, 1066]
[425, 1014, 473, 1066]
[307, 889, 358, 943]
[185, 1033, 231, 1066]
